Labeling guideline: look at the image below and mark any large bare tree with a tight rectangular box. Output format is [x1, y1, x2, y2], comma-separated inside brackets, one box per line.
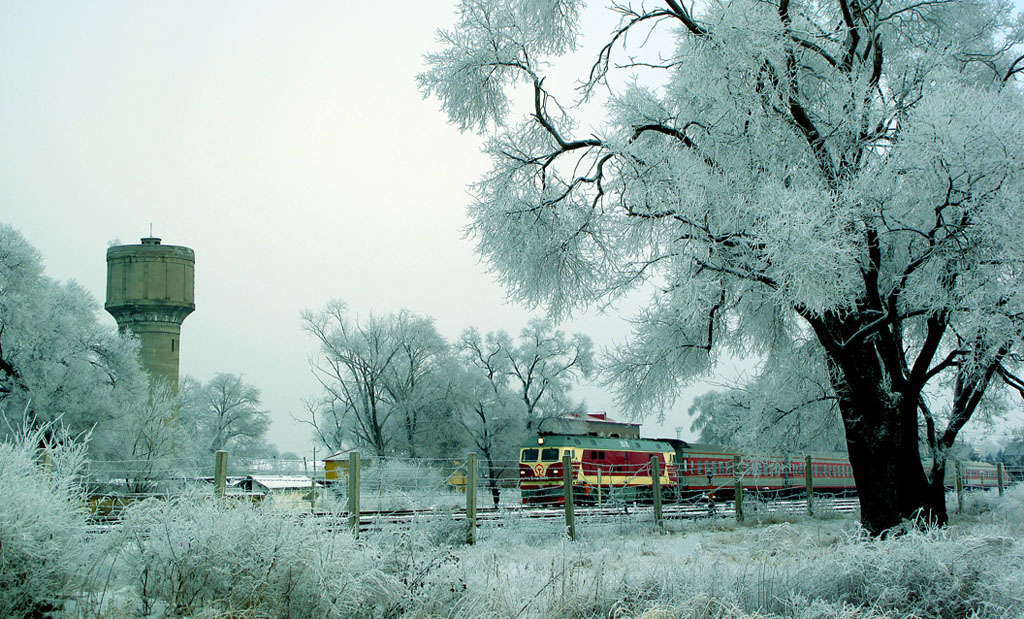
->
[421, 0, 1024, 533]
[302, 300, 451, 457]
[180, 373, 270, 457]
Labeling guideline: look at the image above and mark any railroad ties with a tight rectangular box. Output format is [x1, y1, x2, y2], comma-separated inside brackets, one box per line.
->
[328, 496, 861, 536]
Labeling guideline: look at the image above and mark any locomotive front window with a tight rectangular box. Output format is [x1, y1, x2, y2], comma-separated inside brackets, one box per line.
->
[521, 449, 539, 462]
[540, 448, 559, 461]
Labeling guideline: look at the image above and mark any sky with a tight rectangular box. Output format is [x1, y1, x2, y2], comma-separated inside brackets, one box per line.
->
[0, 1, 742, 456]
[2, 1, 1019, 456]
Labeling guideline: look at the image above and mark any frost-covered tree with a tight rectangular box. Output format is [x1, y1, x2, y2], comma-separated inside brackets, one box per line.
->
[690, 342, 846, 452]
[0, 225, 151, 460]
[301, 395, 349, 454]
[0, 424, 90, 616]
[689, 384, 846, 454]
[452, 321, 591, 504]
[421, 0, 1024, 533]
[178, 373, 272, 458]
[303, 301, 455, 457]
[107, 381, 189, 491]
[506, 318, 594, 429]
[380, 311, 453, 457]
[995, 425, 1024, 466]
[456, 328, 528, 505]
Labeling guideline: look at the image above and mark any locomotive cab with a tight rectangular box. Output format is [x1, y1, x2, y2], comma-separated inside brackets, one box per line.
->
[519, 433, 678, 505]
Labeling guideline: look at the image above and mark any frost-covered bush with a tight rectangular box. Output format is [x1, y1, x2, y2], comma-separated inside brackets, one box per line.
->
[450, 514, 1024, 618]
[947, 485, 1013, 519]
[989, 482, 1024, 524]
[0, 424, 91, 616]
[116, 493, 466, 617]
[121, 494, 339, 616]
[358, 457, 464, 511]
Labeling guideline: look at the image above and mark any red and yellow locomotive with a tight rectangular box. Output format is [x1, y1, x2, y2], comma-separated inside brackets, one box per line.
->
[519, 433, 1009, 505]
[518, 434, 676, 504]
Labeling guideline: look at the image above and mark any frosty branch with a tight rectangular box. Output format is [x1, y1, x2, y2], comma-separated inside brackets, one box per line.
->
[422, 0, 1024, 535]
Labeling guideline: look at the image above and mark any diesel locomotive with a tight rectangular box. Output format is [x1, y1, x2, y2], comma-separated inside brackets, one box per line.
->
[518, 432, 1008, 504]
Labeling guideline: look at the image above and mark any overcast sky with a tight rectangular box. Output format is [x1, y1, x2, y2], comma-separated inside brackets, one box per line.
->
[3, 1, 1017, 455]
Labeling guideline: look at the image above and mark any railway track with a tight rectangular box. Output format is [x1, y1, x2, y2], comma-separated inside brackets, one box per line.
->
[326, 497, 861, 533]
[86, 497, 860, 535]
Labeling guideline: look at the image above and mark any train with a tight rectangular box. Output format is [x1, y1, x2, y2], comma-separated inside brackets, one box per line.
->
[518, 433, 1009, 505]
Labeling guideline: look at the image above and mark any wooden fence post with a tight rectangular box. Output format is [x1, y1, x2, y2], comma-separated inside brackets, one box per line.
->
[214, 450, 228, 499]
[955, 460, 964, 514]
[597, 466, 602, 507]
[466, 452, 478, 545]
[562, 453, 576, 541]
[42, 451, 53, 480]
[650, 456, 663, 531]
[734, 455, 743, 523]
[310, 448, 317, 512]
[805, 455, 814, 517]
[997, 462, 1005, 497]
[349, 452, 361, 539]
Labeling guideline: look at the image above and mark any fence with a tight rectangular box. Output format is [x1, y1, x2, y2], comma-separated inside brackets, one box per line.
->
[80, 450, 1023, 543]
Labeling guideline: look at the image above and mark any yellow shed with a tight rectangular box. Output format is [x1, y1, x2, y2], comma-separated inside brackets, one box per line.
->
[323, 450, 371, 481]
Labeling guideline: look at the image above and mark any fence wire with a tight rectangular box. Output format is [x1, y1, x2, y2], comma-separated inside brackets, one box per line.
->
[79, 454, 1023, 530]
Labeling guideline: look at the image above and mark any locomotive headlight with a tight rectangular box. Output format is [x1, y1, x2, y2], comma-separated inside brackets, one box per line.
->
[537, 437, 545, 445]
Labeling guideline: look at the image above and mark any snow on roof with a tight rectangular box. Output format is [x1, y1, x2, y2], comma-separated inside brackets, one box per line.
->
[566, 411, 641, 426]
[242, 475, 322, 490]
[323, 448, 359, 461]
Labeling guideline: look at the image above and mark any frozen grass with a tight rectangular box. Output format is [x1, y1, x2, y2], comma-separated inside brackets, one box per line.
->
[0, 425, 92, 617]
[459, 495, 1024, 618]
[98, 490, 1021, 618]
[4, 431, 1023, 618]
[318, 457, 522, 513]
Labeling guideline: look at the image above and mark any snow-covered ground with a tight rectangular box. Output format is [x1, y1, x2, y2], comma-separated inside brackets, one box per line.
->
[448, 496, 1024, 618]
[4, 434, 1023, 618]
[61, 486, 1024, 618]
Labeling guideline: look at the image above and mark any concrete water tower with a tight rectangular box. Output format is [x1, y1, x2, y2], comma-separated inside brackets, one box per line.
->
[105, 237, 195, 392]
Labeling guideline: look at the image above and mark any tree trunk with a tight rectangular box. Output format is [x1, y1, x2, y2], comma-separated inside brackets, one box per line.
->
[826, 337, 933, 536]
[484, 453, 501, 507]
[924, 459, 949, 526]
[405, 416, 418, 458]
[841, 404, 902, 535]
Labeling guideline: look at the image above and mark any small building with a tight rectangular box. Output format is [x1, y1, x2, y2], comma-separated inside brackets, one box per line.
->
[234, 475, 321, 511]
[323, 449, 372, 482]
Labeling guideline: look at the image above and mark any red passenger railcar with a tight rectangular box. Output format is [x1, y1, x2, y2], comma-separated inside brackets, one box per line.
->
[520, 433, 1009, 505]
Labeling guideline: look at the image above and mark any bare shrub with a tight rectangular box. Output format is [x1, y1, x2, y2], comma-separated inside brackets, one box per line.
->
[115, 492, 467, 617]
[0, 423, 90, 616]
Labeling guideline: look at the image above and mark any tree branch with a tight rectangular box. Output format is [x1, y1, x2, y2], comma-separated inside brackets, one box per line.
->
[663, 0, 707, 36]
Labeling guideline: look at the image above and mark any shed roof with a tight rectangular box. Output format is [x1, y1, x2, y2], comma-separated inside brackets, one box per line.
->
[323, 448, 359, 462]
[240, 475, 322, 490]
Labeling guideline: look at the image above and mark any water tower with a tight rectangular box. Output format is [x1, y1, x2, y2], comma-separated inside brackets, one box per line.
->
[105, 237, 195, 392]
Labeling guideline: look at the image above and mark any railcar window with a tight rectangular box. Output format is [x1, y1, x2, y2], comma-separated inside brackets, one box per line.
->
[540, 448, 559, 462]
[521, 449, 539, 462]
